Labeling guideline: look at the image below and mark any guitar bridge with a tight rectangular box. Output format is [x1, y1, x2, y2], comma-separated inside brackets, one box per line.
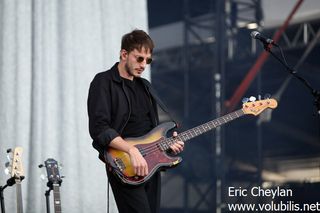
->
[114, 158, 125, 171]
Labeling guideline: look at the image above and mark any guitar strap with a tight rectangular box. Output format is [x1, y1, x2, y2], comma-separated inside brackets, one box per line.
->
[145, 82, 179, 126]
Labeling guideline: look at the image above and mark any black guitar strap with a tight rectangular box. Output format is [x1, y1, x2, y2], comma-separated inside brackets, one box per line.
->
[144, 81, 178, 126]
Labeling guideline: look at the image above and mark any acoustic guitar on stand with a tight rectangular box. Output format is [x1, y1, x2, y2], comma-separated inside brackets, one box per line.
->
[105, 98, 278, 185]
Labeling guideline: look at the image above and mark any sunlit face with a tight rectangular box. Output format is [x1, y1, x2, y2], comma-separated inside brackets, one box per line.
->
[121, 47, 152, 78]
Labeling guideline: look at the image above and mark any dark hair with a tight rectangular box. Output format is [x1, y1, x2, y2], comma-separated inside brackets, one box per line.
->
[121, 29, 154, 53]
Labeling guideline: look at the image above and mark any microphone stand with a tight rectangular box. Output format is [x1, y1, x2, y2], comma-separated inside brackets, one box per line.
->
[263, 43, 320, 116]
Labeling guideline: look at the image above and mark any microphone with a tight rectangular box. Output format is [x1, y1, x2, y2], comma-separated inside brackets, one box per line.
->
[250, 31, 277, 46]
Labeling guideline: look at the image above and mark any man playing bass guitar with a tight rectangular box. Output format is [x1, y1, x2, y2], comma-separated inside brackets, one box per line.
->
[87, 29, 184, 213]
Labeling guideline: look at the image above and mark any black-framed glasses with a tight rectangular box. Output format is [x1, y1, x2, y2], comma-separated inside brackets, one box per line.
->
[136, 56, 153, 64]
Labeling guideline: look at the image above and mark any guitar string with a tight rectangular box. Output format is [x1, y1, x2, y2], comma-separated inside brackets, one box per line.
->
[140, 115, 238, 154]
[137, 124, 215, 155]
[137, 126, 211, 155]
[119, 104, 267, 157]
[138, 122, 218, 155]
[139, 124, 212, 154]
[138, 111, 242, 155]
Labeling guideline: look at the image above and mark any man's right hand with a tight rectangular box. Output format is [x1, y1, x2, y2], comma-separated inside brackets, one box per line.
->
[128, 146, 149, 176]
[109, 136, 149, 177]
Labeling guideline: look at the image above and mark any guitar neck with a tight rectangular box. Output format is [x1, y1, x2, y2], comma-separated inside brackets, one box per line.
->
[16, 180, 23, 213]
[162, 109, 244, 148]
[53, 184, 62, 213]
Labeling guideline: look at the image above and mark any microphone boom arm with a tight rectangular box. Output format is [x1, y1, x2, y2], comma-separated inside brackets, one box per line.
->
[263, 44, 320, 115]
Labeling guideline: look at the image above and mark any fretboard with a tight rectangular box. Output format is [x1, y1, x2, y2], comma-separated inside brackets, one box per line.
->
[16, 180, 23, 213]
[53, 184, 62, 213]
[160, 109, 244, 150]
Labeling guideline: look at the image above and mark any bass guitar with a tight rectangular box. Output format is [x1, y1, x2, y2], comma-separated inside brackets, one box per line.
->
[8, 147, 24, 213]
[105, 98, 278, 185]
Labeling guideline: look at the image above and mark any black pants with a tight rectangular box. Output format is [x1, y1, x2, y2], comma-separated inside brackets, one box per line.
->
[107, 168, 161, 213]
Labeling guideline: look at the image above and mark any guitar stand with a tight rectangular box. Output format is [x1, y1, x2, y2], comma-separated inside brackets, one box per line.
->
[45, 188, 51, 213]
[0, 184, 7, 213]
[0, 176, 24, 213]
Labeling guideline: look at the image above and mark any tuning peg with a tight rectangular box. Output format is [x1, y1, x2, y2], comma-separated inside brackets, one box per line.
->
[242, 97, 249, 103]
[249, 96, 256, 102]
[4, 167, 10, 175]
[258, 94, 262, 100]
[4, 151, 11, 175]
[38, 164, 45, 168]
[264, 93, 271, 99]
[6, 153, 11, 162]
[4, 161, 10, 175]
[5, 161, 10, 168]
[40, 173, 47, 181]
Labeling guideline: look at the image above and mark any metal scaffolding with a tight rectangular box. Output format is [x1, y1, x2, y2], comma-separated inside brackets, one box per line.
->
[150, 0, 320, 212]
[152, 1, 264, 212]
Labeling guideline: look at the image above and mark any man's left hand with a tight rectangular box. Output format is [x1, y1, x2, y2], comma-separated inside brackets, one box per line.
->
[169, 131, 184, 154]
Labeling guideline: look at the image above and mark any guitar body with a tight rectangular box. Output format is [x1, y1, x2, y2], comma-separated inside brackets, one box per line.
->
[105, 121, 182, 185]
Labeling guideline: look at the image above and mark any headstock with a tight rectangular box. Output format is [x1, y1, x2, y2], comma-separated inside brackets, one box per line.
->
[44, 158, 62, 186]
[242, 98, 278, 116]
[7, 147, 24, 181]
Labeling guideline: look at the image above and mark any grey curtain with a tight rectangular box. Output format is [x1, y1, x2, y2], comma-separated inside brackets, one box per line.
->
[0, 0, 149, 212]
